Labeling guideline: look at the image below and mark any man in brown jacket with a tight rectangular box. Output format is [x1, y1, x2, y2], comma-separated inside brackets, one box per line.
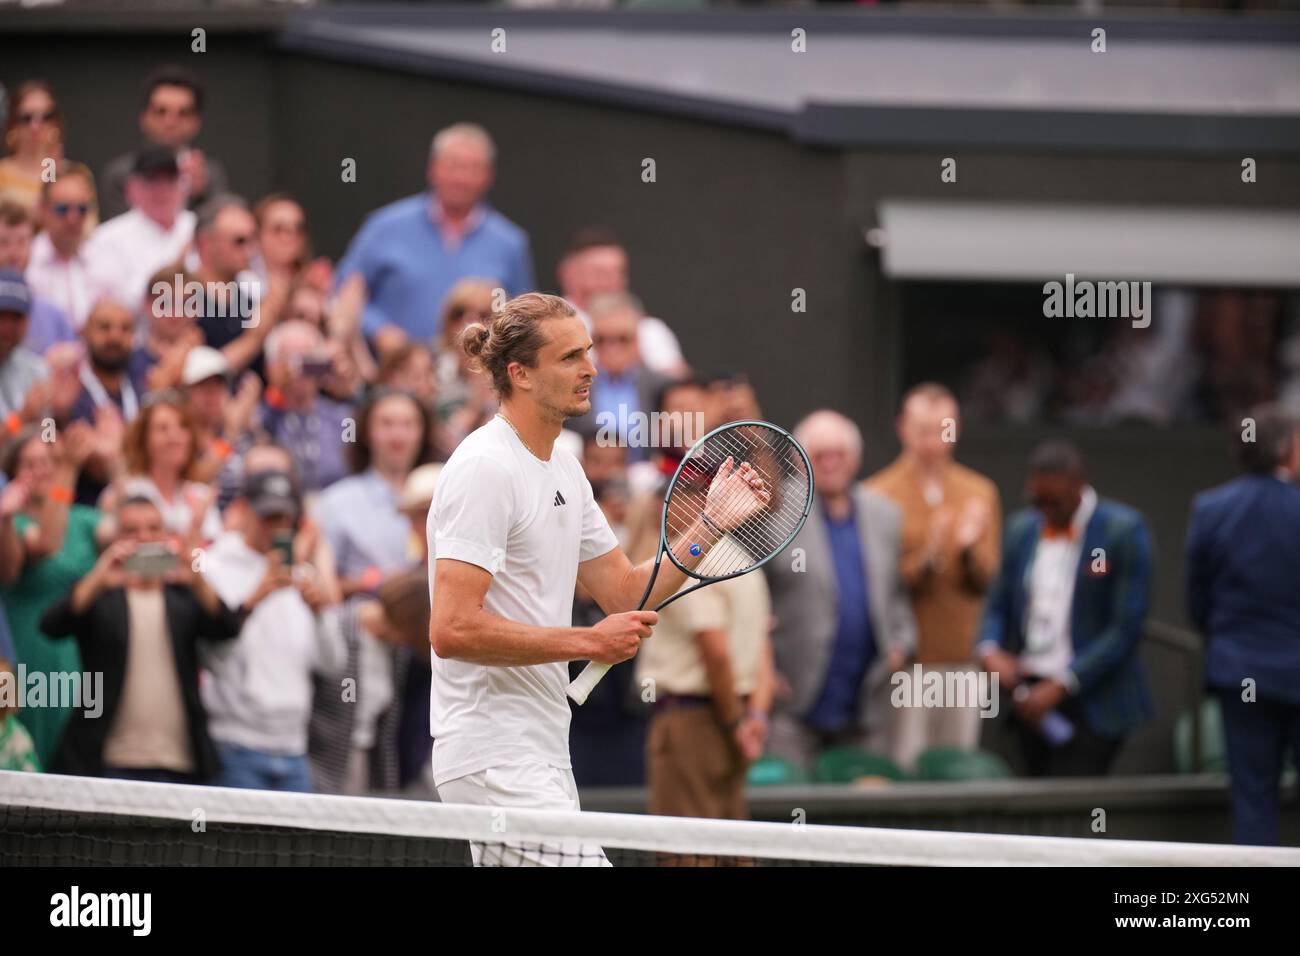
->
[865, 383, 1001, 771]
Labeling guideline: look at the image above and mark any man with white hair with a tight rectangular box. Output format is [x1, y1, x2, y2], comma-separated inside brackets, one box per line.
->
[335, 123, 535, 353]
[763, 409, 917, 774]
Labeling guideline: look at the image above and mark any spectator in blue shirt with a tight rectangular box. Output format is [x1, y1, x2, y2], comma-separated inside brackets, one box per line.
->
[1186, 404, 1300, 845]
[566, 292, 670, 464]
[334, 123, 534, 355]
[317, 387, 433, 594]
[312, 387, 434, 793]
[0, 199, 77, 355]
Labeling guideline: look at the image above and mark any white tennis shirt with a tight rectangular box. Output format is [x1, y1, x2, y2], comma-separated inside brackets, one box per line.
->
[427, 415, 620, 785]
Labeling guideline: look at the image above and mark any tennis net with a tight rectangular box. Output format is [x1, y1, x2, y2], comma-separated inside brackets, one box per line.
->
[2, 770, 1297, 867]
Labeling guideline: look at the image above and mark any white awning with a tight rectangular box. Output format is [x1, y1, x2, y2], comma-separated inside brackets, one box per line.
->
[874, 201, 1300, 287]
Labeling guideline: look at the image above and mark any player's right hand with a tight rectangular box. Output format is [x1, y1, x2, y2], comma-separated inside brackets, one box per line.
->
[588, 610, 659, 664]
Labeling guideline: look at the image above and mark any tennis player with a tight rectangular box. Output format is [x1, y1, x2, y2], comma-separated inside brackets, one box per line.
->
[427, 292, 767, 866]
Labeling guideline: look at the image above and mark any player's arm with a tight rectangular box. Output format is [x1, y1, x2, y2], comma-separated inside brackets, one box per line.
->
[431, 557, 653, 666]
[577, 528, 713, 615]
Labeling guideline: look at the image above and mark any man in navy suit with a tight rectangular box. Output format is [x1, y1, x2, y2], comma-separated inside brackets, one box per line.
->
[979, 441, 1153, 776]
[1186, 403, 1300, 845]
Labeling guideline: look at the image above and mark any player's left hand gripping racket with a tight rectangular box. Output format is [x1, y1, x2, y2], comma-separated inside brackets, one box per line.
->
[567, 419, 814, 705]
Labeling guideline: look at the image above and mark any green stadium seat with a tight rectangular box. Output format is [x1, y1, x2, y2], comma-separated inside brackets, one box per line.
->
[1174, 698, 1228, 773]
[1174, 696, 1297, 774]
[914, 746, 1013, 782]
[747, 755, 809, 786]
[813, 748, 904, 784]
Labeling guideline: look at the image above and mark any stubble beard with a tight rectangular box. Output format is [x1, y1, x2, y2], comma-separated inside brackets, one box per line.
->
[539, 384, 590, 422]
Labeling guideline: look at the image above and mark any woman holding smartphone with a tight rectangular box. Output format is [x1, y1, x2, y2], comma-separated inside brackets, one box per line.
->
[0, 422, 100, 766]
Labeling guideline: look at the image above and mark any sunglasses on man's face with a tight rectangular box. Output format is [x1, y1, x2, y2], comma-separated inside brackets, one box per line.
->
[593, 334, 635, 346]
[17, 110, 57, 126]
[51, 203, 91, 218]
[226, 234, 255, 248]
[267, 221, 305, 236]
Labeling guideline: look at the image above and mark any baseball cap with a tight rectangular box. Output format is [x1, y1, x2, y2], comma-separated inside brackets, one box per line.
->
[399, 463, 444, 511]
[0, 269, 32, 317]
[131, 146, 180, 180]
[181, 346, 231, 387]
[242, 469, 301, 521]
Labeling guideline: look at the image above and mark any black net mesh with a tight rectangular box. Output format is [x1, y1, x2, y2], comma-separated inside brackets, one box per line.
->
[0, 803, 831, 867]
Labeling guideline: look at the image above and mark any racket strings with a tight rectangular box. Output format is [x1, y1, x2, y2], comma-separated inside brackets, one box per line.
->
[703, 428, 809, 555]
[710, 430, 808, 532]
[667, 450, 775, 566]
[664, 423, 811, 579]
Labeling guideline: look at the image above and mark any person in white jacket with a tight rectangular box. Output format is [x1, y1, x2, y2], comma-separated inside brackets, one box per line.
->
[200, 469, 345, 792]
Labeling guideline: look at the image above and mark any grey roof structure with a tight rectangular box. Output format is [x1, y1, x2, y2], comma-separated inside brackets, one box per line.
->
[280, 7, 1300, 153]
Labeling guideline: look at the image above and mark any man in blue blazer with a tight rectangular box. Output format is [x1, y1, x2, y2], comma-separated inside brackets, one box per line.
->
[979, 441, 1153, 776]
[1186, 403, 1300, 845]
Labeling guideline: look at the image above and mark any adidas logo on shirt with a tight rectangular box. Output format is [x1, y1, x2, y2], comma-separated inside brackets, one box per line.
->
[553, 490, 566, 507]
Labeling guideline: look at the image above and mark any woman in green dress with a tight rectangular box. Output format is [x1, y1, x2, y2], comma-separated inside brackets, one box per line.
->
[0, 422, 101, 767]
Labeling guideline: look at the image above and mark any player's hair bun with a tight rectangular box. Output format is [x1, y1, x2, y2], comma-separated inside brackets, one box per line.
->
[460, 322, 491, 363]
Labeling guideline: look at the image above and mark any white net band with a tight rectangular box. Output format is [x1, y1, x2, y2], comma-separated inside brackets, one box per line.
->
[3, 770, 1298, 867]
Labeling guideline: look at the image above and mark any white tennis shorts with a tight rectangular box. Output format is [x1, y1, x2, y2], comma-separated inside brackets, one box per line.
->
[436, 761, 611, 867]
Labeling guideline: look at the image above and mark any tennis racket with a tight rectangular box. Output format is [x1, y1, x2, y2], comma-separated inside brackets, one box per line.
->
[567, 419, 814, 705]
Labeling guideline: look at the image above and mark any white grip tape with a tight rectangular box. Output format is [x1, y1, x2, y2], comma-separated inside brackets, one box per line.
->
[566, 660, 611, 705]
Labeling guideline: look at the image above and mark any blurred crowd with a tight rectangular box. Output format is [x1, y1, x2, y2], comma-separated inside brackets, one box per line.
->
[959, 287, 1294, 427]
[0, 67, 1295, 849]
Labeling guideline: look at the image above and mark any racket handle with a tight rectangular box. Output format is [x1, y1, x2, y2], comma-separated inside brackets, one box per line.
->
[567, 660, 612, 705]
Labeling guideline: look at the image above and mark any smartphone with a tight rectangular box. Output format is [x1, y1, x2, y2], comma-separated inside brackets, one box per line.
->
[271, 531, 295, 566]
[298, 354, 333, 378]
[123, 543, 179, 578]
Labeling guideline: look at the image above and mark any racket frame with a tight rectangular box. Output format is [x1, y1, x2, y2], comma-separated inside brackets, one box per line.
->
[567, 419, 814, 704]
[647, 418, 815, 612]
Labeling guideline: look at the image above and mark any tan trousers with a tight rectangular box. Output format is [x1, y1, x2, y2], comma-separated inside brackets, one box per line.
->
[647, 706, 748, 821]
[888, 662, 984, 774]
[647, 706, 753, 866]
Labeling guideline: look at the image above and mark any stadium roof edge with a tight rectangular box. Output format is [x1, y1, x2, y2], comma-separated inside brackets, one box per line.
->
[3, 4, 1296, 154]
[306, 5, 1300, 45]
[272, 11, 1300, 156]
[3, 4, 1300, 43]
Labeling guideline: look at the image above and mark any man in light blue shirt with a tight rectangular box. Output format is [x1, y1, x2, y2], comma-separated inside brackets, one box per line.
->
[568, 292, 670, 465]
[335, 123, 535, 350]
